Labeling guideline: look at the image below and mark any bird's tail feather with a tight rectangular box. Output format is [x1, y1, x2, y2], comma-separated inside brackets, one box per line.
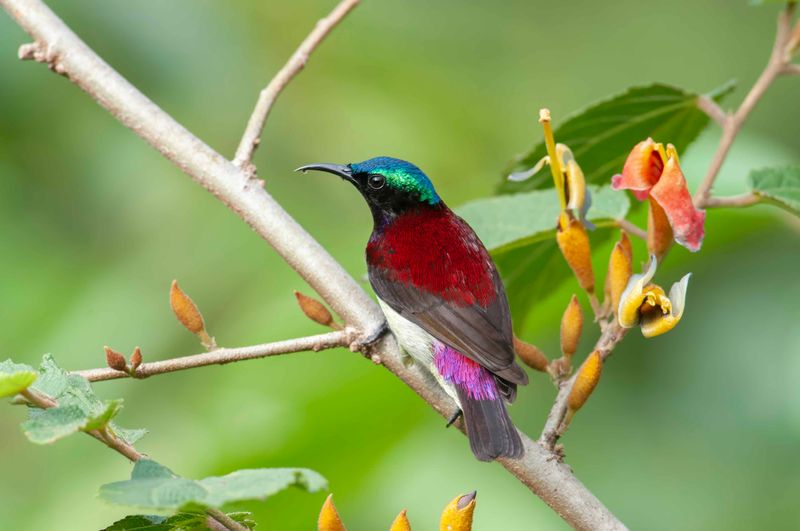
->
[456, 385, 523, 461]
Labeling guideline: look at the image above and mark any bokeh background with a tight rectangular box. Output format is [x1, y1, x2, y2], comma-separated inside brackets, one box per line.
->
[1, 0, 799, 529]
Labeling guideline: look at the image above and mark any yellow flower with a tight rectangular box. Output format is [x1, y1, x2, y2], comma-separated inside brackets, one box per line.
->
[617, 255, 690, 338]
[440, 491, 476, 531]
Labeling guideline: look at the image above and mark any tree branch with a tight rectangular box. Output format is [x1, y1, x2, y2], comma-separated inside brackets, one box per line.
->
[614, 218, 647, 241]
[694, 4, 797, 208]
[74, 330, 353, 382]
[232, 0, 360, 170]
[703, 192, 761, 209]
[0, 0, 626, 528]
[696, 95, 727, 127]
[20, 389, 244, 530]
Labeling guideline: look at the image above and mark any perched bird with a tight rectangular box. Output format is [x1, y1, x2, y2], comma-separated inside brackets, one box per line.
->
[298, 157, 528, 461]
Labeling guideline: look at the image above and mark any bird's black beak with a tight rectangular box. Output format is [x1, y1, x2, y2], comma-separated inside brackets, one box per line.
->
[295, 163, 354, 182]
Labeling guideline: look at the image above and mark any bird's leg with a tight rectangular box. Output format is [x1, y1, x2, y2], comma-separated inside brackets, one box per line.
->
[446, 408, 463, 428]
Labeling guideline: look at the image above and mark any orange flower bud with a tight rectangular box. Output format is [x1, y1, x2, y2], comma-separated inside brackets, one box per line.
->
[294, 291, 338, 329]
[389, 509, 411, 531]
[560, 295, 583, 357]
[647, 197, 673, 260]
[513, 335, 548, 372]
[606, 237, 633, 314]
[130, 346, 142, 371]
[440, 491, 476, 531]
[318, 494, 346, 531]
[104, 346, 127, 372]
[556, 213, 595, 293]
[170, 280, 215, 349]
[567, 351, 603, 416]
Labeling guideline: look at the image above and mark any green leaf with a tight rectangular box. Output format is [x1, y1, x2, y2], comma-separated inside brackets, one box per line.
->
[499, 81, 735, 193]
[111, 424, 149, 445]
[105, 511, 256, 530]
[100, 460, 327, 511]
[0, 359, 37, 398]
[22, 404, 87, 444]
[30, 354, 69, 398]
[749, 165, 800, 215]
[457, 185, 628, 253]
[18, 354, 144, 444]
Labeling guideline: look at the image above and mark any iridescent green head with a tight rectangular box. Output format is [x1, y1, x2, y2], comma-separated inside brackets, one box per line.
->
[298, 156, 442, 222]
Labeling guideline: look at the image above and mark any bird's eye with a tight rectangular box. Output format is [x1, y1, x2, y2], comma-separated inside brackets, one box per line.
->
[367, 174, 386, 190]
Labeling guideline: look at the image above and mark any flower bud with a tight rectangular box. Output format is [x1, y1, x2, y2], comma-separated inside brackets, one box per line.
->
[170, 280, 215, 349]
[606, 235, 633, 313]
[556, 213, 595, 293]
[440, 491, 476, 531]
[389, 509, 411, 531]
[567, 350, 603, 417]
[294, 291, 338, 329]
[513, 335, 548, 372]
[130, 346, 143, 372]
[560, 295, 583, 357]
[104, 346, 127, 372]
[318, 494, 346, 531]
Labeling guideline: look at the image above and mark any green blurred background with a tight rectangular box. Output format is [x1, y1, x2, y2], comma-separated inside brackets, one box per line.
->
[1, 0, 798, 529]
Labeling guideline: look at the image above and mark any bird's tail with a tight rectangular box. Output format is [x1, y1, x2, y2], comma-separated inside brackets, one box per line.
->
[456, 384, 523, 461]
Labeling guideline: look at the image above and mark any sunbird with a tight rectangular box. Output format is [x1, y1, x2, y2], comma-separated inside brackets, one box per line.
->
[299, 157, 528, 461]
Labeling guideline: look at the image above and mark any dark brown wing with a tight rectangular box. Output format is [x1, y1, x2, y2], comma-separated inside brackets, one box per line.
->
[369, 263, 528, 387]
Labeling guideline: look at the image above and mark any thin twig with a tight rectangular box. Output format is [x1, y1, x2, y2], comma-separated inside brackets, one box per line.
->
[540, 321, 627, 450]
[614, 218, 647, 241]
[783, 63, 800, 75]
[703, 193, 761, 209]
[694, 4, 797, 208]
[75, 330, 352, 382]
[232, 0, 360, 169]
[20, 389, 243, 530]
[696, 95, 727, 127]
[0, 1, 626, 528]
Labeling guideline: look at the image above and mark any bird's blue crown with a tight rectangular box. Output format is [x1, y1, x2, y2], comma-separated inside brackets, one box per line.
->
[350, 157, 440, 205]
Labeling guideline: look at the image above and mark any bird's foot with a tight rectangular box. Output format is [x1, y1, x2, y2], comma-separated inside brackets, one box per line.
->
[445, 408, 463, 428]
[349, 321, 389, 364]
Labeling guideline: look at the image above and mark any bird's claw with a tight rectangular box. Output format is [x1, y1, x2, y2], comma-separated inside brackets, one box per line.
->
[445, 408, 463, 428]
[349, 321, 389, 364]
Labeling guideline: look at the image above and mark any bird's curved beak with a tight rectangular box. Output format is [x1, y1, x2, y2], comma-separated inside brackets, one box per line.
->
[295, 163, 354, 182]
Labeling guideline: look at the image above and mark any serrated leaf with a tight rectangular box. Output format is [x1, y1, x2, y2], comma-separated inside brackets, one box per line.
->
[84, 399, 124, 431]
[457, 185, 628, 253]
[22, 404, 88, 444]
[499, 81, 735, 193]
[111, 424, 149, 445]
[749, 165, 800, 215]
[100, 461, 327, 511]
[30, 354, 69, 398]
[0, 359, 37, 398]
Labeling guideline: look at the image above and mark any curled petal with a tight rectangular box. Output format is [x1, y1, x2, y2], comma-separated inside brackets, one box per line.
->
[641, 273, 691, 338]
[612, 138, 663, 200]
[649, 157, 705, 252]
[617, 254, 657, 328]
[507, 155, 549, 182]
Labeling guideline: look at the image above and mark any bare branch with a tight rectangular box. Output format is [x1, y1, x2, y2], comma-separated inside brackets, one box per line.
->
[694, 4, 797, 208]
[703, 193, 761, 209]
[232, 0, 360, 170]
[614, 218, 647, 241]
[784, 63, 800, 75]
[0, 0, 626, 528]
[75, 330, 352, 382]
[696, 95, 727, 127]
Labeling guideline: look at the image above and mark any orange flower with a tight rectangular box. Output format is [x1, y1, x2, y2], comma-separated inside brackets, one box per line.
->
[612, 139, 705, 251]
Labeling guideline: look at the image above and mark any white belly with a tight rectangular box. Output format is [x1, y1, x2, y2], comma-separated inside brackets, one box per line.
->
[377, 299, 461, 406]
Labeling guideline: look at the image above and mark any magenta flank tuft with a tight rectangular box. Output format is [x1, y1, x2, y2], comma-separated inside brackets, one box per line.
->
[434, 342, 498, 400]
